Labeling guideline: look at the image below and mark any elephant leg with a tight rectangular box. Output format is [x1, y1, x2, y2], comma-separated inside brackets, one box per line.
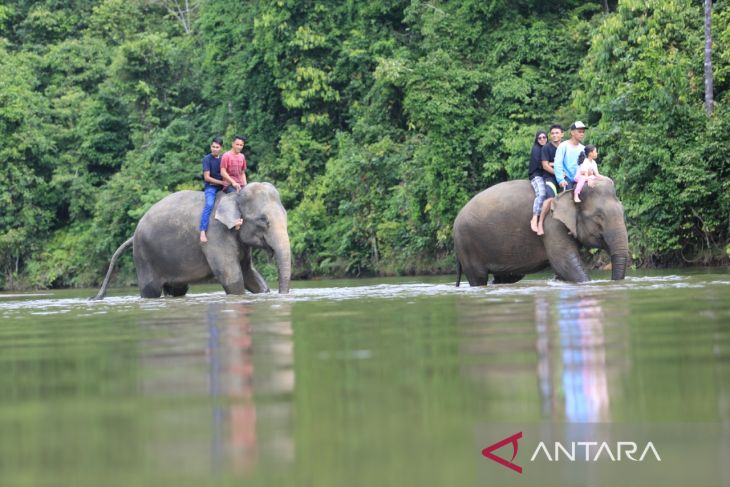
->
[465, 267, 489, 286]
[139, 279, 163, 298]
[244, 267, 269, 293]
[136, 264, 162, 298]
[217, 266, 246, 294]
[493, 274, 525, 284]
[542, 217, 590, 282]
[239, 247, 270, 293]
[163, 283, 189, 297]
[205, 251, 246, 295]
[218, 270, 246, 294]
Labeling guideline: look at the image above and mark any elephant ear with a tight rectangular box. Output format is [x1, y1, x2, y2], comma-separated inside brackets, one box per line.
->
[214, 193, 242, 229]
[551, 192, 577, 237]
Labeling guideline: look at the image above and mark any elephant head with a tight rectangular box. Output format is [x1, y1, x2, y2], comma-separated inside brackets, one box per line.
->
[549, 180, 629, 281]
[215, 182, 291, 294]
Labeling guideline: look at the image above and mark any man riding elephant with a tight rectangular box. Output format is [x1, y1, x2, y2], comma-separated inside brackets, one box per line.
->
[94, 182, 291, 299]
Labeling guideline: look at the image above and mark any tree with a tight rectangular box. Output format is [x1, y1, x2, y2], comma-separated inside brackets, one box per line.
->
[158, 0, 199, 34]
[575, 0, 729, 265]
[2, 0, 728, 290]
[705, 0, 714, 116]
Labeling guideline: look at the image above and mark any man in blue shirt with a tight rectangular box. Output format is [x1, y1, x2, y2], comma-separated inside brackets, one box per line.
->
[554, 121, 587, 192]
[200, 137, 225, 243]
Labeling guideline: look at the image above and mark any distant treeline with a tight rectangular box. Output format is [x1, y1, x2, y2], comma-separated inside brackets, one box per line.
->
[1, 0, 728, 289]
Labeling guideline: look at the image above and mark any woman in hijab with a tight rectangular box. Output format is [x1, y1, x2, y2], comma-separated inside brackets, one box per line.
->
[529, 130, 548, 232]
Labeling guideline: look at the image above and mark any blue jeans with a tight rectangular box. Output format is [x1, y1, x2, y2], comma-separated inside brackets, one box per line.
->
[199, 186, 221, 231]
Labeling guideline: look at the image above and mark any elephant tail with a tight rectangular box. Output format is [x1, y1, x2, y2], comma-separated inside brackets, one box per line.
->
[91, 237, 134, 300]
[455, 258, 462, 287]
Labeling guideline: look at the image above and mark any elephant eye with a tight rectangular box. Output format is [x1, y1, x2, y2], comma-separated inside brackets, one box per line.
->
[256, 216, 269, 227]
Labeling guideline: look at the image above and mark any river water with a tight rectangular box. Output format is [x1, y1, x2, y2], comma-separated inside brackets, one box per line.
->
[1, 269, 729, 486]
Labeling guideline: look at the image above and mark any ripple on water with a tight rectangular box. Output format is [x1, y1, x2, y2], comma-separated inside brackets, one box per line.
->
[0, 274, 726, 317]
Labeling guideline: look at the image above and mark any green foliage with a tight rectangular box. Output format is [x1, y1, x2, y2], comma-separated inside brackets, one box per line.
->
[0, 0, 727, 290]
[87, 0, 146, 45]
[0, 46, 53, 288]
[576, 0, 730, 265]
[24, 224, 96, 288]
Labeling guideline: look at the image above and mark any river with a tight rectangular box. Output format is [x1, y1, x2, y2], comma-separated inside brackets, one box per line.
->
[1, 269, 729, 486]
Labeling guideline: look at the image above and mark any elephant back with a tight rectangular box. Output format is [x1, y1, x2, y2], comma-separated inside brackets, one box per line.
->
[454, 180, 546, 274]
[140, 190, 205, 223]
[456, 180, 536, 228]
[133, 190, 209, 276]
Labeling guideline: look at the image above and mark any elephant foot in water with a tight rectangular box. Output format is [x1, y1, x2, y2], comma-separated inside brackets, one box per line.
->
[139, 281, 162, 298]
[493, 274, 525, 284]
[163, 283, 190, 297]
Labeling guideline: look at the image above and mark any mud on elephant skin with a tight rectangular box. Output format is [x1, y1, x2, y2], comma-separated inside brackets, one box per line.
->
[453, 179, 629, 286]
[93, 182, 291, 299]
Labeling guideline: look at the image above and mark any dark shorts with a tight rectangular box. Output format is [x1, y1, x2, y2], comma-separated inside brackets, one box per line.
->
[544, 177, 558, 198]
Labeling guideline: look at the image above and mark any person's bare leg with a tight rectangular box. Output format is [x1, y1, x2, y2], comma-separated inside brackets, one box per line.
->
[200, 230, 208, 243]
[537, 198, 552, 236]
[530, 214, 539, 233]
[574, 178, 585, 203]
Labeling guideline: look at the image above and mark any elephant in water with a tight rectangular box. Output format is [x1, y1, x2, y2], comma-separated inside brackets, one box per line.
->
[453, 179, 629, 285]
[93, 182, 291, 299]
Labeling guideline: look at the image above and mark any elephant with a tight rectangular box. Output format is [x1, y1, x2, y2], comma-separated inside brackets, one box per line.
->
[93, 182, 291, 299]
[453, 179, 629, 285]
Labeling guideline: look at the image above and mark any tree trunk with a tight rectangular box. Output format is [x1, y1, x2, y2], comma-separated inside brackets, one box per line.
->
[704, 0, 714, 116]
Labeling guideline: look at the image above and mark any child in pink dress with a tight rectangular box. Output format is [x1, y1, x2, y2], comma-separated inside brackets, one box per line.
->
[573, 145, 609, 203]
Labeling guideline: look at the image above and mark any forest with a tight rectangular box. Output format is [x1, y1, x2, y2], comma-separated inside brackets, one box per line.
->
[0, 0, 728, 290]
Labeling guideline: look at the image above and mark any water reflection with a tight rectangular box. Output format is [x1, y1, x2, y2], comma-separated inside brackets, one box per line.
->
[207, 304, 257, 474]
[557, 293, 610, 421]
[2, 274, 729, 485]
[535, 290, 625, 422]
[535, 296, 555, 418]
[206, 302, 295, 476]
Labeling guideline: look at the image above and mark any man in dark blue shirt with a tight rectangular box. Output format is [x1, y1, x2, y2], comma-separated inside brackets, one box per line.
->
[200, 137, 225, 243]
[536, 124, 564, 235]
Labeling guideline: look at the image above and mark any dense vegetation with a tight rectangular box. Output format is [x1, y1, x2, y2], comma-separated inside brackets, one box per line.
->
[0, 0, 728, 289]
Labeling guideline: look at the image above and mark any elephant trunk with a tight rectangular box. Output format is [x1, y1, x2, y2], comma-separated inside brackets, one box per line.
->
[610, 253, 628, 280]
[605, 228, 630, 280]
[271, 229, 291, 294]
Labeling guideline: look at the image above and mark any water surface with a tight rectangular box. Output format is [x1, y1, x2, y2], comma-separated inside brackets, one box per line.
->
[1, 269, 729, 486]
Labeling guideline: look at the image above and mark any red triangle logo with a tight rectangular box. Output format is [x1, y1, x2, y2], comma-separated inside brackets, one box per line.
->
[481, 431, 523, 474]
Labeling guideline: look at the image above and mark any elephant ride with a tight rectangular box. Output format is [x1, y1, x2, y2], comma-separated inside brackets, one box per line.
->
[453, 179, 629, 286]
[93, 182, 291, 299]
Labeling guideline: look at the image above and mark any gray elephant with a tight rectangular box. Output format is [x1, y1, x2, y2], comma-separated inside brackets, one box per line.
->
[453, 179, 629, 285]
[93, 182, 291, 299]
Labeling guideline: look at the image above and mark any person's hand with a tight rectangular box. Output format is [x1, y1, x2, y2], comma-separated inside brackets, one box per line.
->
[559, 180, 568, 188]
[587, 180, 597, 188]
[233, 182, 241, 192]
